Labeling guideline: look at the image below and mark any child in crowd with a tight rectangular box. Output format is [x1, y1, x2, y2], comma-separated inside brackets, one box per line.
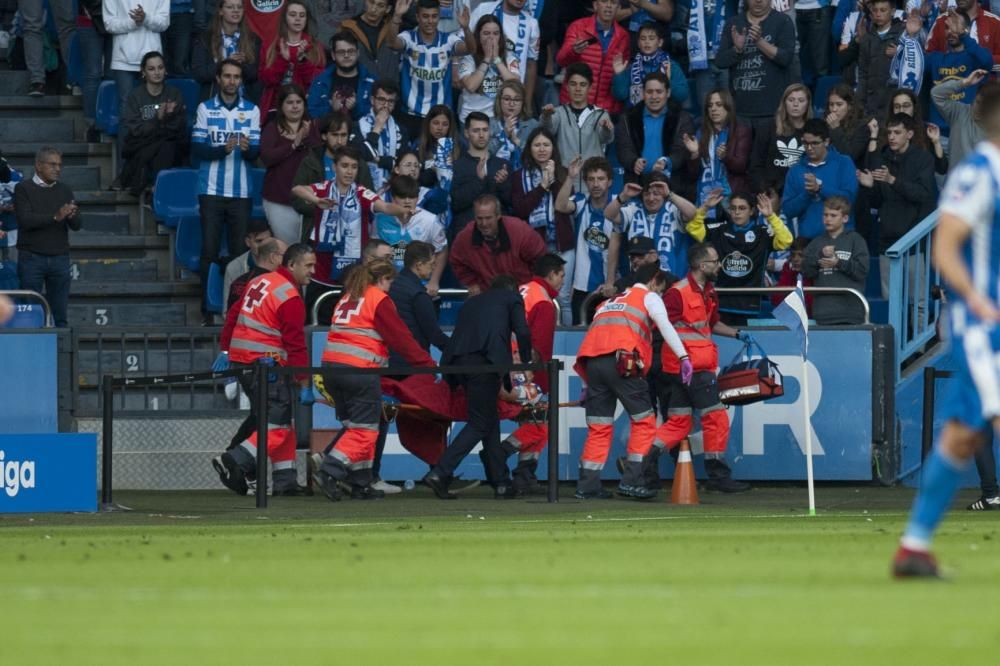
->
[802, 195, 869, 325]
[611, 22, 689, 110]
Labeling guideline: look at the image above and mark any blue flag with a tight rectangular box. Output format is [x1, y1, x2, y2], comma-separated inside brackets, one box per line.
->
[773, 276, 809, 358]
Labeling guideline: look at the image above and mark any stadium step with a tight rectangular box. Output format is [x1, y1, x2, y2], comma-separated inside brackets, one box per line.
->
[68, 302, 191, 328]
[70, 258, 159, 282]
[0, 94, 82, 116]
[0, 70, 30, 96]
[71, 279, 200, 298]
[78, 211, 132, 235]
[75, 388, 230, 413]
[3, 141, 113, 174]
[0, 115, 84, 142]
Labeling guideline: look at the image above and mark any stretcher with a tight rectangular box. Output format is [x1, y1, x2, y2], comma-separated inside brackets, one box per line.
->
[313, 373, 577, 465]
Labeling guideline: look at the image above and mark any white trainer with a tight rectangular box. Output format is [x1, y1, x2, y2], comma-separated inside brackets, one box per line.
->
[371, 479, 403, 494]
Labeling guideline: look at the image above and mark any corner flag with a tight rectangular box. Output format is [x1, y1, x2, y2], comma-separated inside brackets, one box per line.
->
[773, 276, 809, 357]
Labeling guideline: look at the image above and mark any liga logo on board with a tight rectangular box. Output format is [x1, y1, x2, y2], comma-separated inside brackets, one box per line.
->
[0, 434, 97, 514]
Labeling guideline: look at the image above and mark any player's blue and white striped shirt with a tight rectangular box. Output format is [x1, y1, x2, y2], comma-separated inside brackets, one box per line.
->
[939, 141, 1000, 333]
[191, 96, 261, 198]
[399, 29, 464, 117]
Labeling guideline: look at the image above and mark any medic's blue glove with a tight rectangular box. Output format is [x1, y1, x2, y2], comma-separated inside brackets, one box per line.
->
[737, 330, 756, 345]
[212, 352, 229, 372]
[299, 386, 316, 406]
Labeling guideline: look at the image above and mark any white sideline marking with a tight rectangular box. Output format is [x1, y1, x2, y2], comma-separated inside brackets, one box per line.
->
[508, 512, 909, 524]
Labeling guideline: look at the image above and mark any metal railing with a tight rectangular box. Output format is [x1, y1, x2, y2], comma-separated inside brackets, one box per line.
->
[579, 285, 871, 325]
[0, 289, 53, 327]
[312, 286, 561, 325]
[884, 211, 941, 382]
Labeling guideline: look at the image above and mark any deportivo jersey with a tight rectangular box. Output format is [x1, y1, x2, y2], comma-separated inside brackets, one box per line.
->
[192, 96, 261, 198]
[470, 1, 540, 82]
[571, 192, 619, 293]
[399, 29, 465, 117]
[621, 201, 689, 275]
[307, 180, 379, 283]
[372, 207, 447, 269]
[939, 141, 1000, 333]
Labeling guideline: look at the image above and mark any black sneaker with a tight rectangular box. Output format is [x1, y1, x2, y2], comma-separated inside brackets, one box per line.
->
[27, 82, 44, 97]
[350, 485, 385, 500]
[892, 546, 941, 579]
[967, 495, 1000, 511]
[212, 453, 248, 496]
[704, 477, 751, 493]
[617, 483, 657, 500]
[422, 471, 457, 499]
[494, 484, 517, 499]
[273, 484, 312, 497]
[311, 468, 342, 502]
[574, 488, 613, 500]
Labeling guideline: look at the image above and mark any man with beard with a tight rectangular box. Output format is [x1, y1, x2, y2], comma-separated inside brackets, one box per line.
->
[652, 242, 753, 493]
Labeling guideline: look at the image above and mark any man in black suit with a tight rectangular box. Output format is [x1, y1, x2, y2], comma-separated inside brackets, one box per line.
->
[423, 274, 533, 500]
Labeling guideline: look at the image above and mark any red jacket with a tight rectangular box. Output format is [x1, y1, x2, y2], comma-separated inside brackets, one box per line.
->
[927, 10, 1000, 66]
[258, 37, 327, 119]
[523, 277, 558, 393]
[556, 17, 630, 115]
[220, 265, 309, 380]
[450, 216, 548, 292]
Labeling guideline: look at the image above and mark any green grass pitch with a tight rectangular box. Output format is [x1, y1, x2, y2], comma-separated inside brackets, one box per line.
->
[2, 485, 999, 664]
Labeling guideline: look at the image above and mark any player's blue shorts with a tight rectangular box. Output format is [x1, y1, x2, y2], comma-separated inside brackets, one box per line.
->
[942, 325, 1000, 430]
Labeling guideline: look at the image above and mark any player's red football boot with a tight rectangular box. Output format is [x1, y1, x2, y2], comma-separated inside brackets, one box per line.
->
[892, 546, 941, 579]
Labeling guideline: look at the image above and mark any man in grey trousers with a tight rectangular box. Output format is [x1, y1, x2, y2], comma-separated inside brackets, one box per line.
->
[19, 0, 76, 96]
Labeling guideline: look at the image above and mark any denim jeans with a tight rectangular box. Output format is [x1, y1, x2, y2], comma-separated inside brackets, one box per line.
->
[77, 25, 110, 121]
[111, 68, 139, 158]
[796, 7, 834, 82]
[18, 0, 75, 84]
[163, 12, 194, 77]
[198, 194, 251, 314]
[17, 250, 71, 327]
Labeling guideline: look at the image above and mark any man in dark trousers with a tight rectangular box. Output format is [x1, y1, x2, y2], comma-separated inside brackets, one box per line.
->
[14, 146, 80, 328]
[423, 274, 533, 500]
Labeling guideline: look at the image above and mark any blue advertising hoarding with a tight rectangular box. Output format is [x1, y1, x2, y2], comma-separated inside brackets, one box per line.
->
[0, 333, 58, 434]
[0, 434, 97, 513]
[310, 328, 874, 482]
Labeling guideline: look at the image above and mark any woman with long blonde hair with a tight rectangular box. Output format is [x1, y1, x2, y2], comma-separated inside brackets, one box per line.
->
[313, 258, 435, 501]
[750, 83, 812, 192]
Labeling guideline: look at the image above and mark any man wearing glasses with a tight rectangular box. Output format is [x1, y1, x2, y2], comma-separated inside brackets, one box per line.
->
[355, 81, 409, 190]
[308, 31, 377, 122]
[781, 118, 859, 239]
[653, 242, 754, 494]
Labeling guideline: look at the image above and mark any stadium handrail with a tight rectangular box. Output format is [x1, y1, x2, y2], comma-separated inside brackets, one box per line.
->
[883, 210, 941, 382]
[0, 289, 53, 327]
[311, 286, 561, 325]
[578, 286, 871, 326]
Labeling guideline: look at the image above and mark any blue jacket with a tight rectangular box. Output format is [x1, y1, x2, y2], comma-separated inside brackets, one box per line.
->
[782, 146, 858, 239]
[307, 63, 374, 122]
[925, 35, 993, 135]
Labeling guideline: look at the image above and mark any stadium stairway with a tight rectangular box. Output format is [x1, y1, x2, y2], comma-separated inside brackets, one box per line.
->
[0, 67, 202, 327]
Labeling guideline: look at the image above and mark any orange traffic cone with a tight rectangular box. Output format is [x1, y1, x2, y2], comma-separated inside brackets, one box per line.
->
[670, 438, 699, 505]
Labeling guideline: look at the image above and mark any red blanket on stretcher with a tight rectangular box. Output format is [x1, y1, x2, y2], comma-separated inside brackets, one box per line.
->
[379, 375, 525, 465]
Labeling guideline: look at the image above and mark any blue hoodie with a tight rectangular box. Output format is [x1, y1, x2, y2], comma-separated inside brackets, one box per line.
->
[925, 34, 993, 135]
[307, 63, 375, 122]
[781, 146, 858, 239]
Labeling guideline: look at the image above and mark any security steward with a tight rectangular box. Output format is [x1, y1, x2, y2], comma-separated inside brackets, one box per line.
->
[312, 258, 436, 500]
[493, 253, 565, 495]
[212, 243, 317, 496]
[424, 274, 533, 500]
[655, 242, 752, 493]
[574, 262, 693, 500]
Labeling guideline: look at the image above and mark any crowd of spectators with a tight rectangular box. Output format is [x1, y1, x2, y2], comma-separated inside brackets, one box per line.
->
[4, 0, 986, 329]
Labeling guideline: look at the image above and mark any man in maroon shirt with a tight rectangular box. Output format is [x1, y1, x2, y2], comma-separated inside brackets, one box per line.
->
[449, 194, 547, 295]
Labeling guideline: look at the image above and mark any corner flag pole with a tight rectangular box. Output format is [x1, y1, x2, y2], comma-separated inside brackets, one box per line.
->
[801, 352, 816, 517]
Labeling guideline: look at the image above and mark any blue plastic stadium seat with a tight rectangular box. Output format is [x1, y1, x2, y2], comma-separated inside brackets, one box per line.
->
[175, 218, 230, 273]
[206, 262, 224, 313]
[175, 217, 202, 272]
[95, 80, 119, 136]
[166, 77, 201, 126]
[813, 75, 843, 116]
[250, 167, 266, 220]
[3, 303, 46, 328]
[153, 168, 200, 229]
